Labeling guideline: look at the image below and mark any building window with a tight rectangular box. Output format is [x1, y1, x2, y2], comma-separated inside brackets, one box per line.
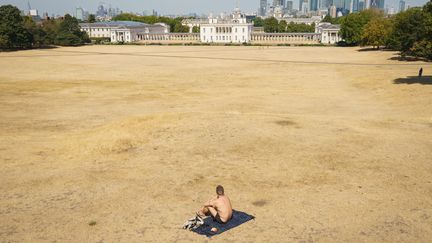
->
[243, 28, 245, 33]
[203, 28, 205, 33]
[235, 28, 237, 33]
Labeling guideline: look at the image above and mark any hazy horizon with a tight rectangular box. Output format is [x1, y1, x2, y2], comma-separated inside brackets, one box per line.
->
[0, 0, 429, 16]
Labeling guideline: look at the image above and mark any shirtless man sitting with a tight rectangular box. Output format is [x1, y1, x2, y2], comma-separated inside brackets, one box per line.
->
[198, 185, 233, 224]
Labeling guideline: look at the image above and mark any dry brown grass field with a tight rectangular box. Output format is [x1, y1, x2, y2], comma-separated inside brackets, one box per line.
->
[0, 45, 431, 242]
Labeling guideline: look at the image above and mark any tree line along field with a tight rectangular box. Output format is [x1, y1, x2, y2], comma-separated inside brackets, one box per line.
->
[1, 1, 431, 60]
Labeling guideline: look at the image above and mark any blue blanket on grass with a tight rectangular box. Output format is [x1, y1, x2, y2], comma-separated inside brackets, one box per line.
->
[192, 210, 255, 237]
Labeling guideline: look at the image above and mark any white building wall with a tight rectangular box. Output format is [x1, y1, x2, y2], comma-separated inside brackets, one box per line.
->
[81, 22, 170, 43]
[80, 26, 111, 38]
[200, 8, 253, 44]
[200, 23, 252, 43]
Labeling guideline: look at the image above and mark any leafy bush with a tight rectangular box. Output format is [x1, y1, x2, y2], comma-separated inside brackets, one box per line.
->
[91, 37, 111, 44]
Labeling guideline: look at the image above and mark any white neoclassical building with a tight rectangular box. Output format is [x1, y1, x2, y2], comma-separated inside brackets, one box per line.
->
[80, 21, 169, 43]
[315, 22, 342, 44]
[200, 8, 253, 43]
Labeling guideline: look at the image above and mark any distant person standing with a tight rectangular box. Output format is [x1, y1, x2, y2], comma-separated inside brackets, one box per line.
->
[419, 67, 423, 77]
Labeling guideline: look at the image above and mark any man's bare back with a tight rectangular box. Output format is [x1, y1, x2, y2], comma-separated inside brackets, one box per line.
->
[199, 185, 233, 223]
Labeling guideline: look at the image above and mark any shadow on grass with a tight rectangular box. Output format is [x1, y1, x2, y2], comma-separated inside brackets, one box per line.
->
[0, 45, 58, 52]
[357, 47, 394, 52]
[393, 76, 432, 85]
[388, 56, 430, 62]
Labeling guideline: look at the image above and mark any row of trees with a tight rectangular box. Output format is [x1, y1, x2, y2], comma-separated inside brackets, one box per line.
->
[113, 13, 191, 33]
[253, 17, 315, 33]
[0, 5, 90, 50]
[336, 0, 432, 59]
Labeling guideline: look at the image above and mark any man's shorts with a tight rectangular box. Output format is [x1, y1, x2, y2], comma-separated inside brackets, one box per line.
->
[213, 214, 225, 224]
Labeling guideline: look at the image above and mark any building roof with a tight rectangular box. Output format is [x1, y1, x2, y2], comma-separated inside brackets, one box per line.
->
[318, 23, 341, 30]
[79, 21, 149, 28]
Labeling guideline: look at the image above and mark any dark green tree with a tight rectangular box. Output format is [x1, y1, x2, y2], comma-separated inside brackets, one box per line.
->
[406, 1, 432, 60]
[388, 3, 432, 59]
[424, 0, 432, 13]
[113, 13, 185, 33]
[0, 5, 33, 49]
[286, 22, 315, 32]
[55, 14, 89, 46]
[389, 8, 428, 52]
[323, 15, 333, 23]
[278, 20, 287, 32]
[23, 16, 47, 48]
[263, 17, 279, 33]
[173, 22, 189, 32]
[88, 14, 96, 23]
[192, 26, 200, 33]
[40, 19, 60, 45]
[322, 15, 340, 24]
[253, 17, 264, 27]
[339, 9, 382, 45]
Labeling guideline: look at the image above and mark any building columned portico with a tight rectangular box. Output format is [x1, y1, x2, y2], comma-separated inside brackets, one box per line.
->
[315, 23, 342, 44]
[200, 8, 253, 43]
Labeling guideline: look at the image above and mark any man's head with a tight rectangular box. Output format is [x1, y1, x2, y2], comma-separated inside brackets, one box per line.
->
[216, 185, 224, 196]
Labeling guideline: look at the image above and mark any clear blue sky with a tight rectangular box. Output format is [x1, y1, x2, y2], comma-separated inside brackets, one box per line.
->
[0, 0, 428, 15]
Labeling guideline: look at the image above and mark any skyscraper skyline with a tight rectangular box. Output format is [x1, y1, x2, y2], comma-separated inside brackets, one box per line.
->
[321, 0, 332, 9]
[333, 0, 345, 8]
[353, 0, 360, 11]
[370, 0, 385, 9]
[286, 0, 294, 10]
[310, 0, 319, 11]
[398, 0, 406, 11]
[259, 0, 267, 16]
[75, 7, 84, 20]
[299, 0, 304, 11]
[1, 0, 429, 16]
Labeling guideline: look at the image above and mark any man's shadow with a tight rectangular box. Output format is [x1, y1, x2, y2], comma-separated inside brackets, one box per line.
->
[393, 76, 432, 85]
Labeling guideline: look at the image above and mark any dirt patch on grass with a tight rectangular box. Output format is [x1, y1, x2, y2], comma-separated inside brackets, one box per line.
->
[275, 120, 297, 126]
[252, 200, 268, 207]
